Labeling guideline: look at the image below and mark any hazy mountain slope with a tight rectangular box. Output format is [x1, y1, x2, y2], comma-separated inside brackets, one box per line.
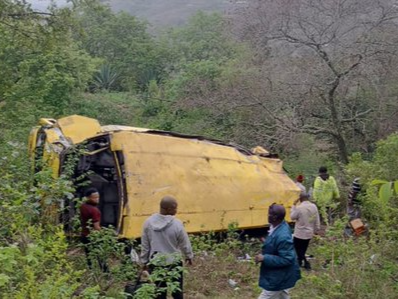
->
[28, 0, 231, 28]
[109, 0, 230, 27]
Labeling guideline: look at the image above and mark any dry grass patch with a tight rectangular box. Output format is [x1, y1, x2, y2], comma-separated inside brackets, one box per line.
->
[185, 249, 260, 299]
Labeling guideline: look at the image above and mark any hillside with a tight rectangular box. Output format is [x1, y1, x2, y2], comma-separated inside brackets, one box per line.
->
[109, 0, 230, 27]
[2, 0, 398, 298]
[28, 0, 231, 28]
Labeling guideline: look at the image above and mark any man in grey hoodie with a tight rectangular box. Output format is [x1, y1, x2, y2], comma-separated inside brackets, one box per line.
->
[140, 196, 193, 299]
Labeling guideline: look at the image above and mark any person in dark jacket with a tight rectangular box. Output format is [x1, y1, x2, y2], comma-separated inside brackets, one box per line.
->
[255, 204, 301, 299]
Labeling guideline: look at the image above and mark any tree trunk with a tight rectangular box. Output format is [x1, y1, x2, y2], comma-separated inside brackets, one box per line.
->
[334, 133, 349, 164]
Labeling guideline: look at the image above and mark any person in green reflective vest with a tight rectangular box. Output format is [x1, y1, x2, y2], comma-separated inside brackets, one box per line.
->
[312, 166, 340, 225]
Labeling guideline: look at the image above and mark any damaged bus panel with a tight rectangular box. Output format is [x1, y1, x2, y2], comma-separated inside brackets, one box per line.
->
[29, 115, 300, 239]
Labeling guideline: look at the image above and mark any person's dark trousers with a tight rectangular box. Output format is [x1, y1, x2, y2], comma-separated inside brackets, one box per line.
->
[294, 237, 311, 269]
[149, 262, 183, 299]
[81, 235, 109, 272]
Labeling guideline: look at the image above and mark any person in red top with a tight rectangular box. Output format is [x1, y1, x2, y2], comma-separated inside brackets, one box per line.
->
[80, 188, 101, 237]
[80, 187, 107, 271]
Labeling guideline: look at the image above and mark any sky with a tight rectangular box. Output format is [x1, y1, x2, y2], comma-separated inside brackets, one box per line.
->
[27, 0, 68, 11]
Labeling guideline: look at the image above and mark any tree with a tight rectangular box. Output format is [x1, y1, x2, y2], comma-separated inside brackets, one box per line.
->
[226, 0, 398, 163]
[163, 11, 244, 101]
[166, 11, 240, 63]
[71, 0, 166, 90]
[159, 12, 248, 140]
[0, 0, 96, 143]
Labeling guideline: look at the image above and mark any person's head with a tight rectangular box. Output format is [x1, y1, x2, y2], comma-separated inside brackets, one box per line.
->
[160, 196, 178, 216]
[319, 166, 329, 180]
[85, 188, 100, 205]
[296, 174, 304, 183]
[319, 166, 328, 174]
[268, 204, 286, 226]
[299, 191, 309, 202]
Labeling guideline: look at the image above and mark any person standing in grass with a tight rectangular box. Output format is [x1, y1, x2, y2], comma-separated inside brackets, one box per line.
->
[312, 166, 340, 225]
[80, 187, 108, 272]
[140, 196, 193, 299]
[295, 174, 306, 193]
[255, 204, 301, 299]
[347, 177, 362, 220]
[291, 192, 320, 270]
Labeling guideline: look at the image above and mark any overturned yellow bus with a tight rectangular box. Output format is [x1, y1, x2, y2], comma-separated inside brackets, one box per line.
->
[29, 115, 300, 239]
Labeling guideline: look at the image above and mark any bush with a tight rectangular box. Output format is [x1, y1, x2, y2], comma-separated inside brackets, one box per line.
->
[347, 133, 398, 228]
[294, 219, 398, 299]
[0, 151, 99, 298]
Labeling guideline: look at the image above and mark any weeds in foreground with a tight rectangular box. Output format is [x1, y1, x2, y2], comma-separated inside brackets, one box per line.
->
[1, 144, 398, 298]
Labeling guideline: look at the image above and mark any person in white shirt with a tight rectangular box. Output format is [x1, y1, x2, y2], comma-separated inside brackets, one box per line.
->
[295, 175, 306, 193]
[290, 192, 320, 270]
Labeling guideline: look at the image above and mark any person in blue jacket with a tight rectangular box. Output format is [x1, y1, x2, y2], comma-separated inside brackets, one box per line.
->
[255, 204, 301, 299]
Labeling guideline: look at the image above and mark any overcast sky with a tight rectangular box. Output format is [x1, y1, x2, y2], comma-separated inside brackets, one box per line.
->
[27, 0, 68, 11]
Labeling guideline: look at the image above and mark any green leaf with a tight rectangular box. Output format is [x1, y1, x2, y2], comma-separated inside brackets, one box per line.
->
[371, 179, 389, 186]
[0, 274, 10, 287]
[379, 182, 393, 203]
[44, 197, 54, 205]
[65, 192, 74, 200]
[394, 181, 398, 195]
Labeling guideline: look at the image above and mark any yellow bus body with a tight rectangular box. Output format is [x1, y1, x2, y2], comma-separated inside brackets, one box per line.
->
[29, 115, 300, 239]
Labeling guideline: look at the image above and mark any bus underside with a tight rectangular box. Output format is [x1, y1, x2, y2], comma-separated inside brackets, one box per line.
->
[61, 135, 125, 234]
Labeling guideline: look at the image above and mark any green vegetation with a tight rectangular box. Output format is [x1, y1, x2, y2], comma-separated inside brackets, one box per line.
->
[1, 0, 398, 297]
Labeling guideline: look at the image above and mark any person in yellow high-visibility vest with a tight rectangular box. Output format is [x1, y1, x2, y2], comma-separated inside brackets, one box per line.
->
[312, 166, 340, 225]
